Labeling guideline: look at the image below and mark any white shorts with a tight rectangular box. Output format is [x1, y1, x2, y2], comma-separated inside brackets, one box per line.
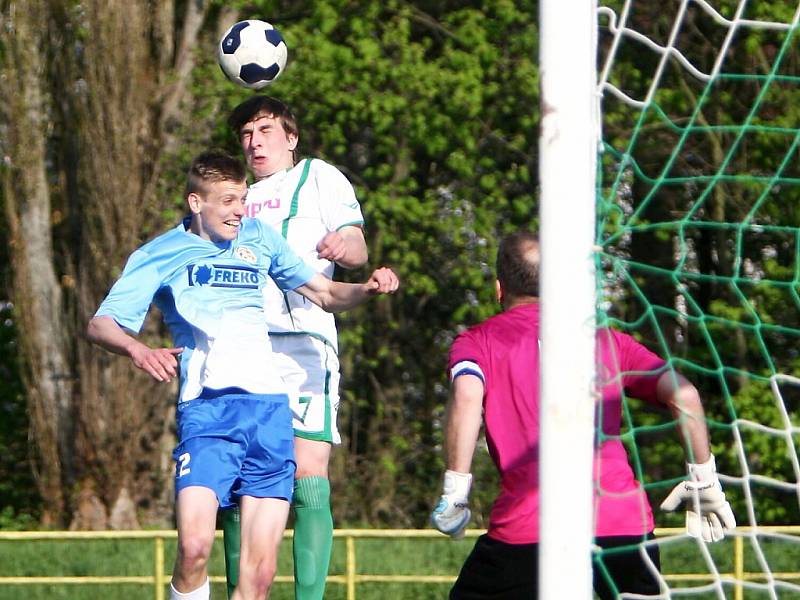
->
[270, 333, 341, 444]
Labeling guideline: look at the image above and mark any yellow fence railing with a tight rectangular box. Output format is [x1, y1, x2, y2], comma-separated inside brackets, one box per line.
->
[1, 527, 800, 599]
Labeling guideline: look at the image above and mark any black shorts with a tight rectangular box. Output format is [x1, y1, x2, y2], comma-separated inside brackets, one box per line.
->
[449, 533, 661, 600]
[593, 534, 661, 600]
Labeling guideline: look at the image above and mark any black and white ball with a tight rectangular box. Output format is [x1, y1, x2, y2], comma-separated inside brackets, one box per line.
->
[218, 20, 287, 90]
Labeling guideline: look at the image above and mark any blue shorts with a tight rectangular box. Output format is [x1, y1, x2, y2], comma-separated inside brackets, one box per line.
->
[172, 392, 295, 508]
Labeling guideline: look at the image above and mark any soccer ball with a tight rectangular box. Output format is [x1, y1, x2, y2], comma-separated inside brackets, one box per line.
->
[218, 20, 288, 90]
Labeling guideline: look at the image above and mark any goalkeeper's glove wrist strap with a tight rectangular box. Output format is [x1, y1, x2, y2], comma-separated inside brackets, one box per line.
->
[443, 470, 472, 497]
[687, 453, 717, 482]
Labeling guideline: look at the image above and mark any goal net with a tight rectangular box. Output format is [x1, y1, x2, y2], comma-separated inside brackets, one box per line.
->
[596, 1, 800, 597]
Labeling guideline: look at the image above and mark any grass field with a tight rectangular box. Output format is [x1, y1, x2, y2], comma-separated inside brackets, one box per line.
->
[0, 533, 469, 600]
[2, 530, 800, 599]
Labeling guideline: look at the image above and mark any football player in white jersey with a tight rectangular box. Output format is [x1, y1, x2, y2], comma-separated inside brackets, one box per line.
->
[219, 96, 369, 600]
[87, 151, 398, 600]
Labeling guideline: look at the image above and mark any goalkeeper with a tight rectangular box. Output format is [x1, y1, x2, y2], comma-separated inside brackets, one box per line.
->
[430, 229, 736, 599]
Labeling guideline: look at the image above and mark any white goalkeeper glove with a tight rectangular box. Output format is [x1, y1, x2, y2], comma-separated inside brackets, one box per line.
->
[431, 470, 472, 539]
[660, 454, 736, 542]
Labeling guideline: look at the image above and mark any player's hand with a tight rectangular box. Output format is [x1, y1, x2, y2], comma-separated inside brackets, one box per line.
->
[316, 231, 348, 263]
[129, 343, 183, 383]
[365, 267, 399, 295]
[660, 454, 736, 542]
[431, 470, 472, 539]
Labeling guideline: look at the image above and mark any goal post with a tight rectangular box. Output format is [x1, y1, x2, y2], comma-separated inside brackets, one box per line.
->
[538, 1, 599, 599]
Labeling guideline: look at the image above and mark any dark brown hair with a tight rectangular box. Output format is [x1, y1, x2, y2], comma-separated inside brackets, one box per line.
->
[496, 230, 540, 298]
[227, 95, 299, 162]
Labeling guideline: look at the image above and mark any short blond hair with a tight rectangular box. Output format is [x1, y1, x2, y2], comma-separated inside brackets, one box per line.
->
[185, 150, 247, 196]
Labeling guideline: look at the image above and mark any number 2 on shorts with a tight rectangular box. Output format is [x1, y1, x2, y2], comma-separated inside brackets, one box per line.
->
[177, 452, 191, 477]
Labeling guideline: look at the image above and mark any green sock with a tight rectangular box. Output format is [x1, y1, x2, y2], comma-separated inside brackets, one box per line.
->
[221, 505, 240, 600]
[293, 476, 333, 600]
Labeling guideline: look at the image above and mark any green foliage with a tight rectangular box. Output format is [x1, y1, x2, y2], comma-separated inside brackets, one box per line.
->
[0, 303, 39, 523]
[0, 507, 38, 532]
[192, 0, 539, 526]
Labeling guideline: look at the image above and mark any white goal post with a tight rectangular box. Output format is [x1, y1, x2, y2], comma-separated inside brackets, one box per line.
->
[538, 1, 599, 599]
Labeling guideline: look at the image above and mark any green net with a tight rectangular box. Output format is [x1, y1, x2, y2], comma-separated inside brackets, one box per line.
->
[596, 2, 800, 597]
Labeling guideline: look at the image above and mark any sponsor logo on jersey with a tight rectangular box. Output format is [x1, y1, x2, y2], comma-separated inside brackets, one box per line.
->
[236, 246, 257, 264]
[245, 197, 281, 217]
[187, 263, 259, 289]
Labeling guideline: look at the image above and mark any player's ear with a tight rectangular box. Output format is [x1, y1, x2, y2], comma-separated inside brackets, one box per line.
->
[287, 132, 298, 151]
[187, 192, 203, 214]
[495, 280, 503, 304]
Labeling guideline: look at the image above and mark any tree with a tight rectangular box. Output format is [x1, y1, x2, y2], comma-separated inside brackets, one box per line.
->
[0, 0, 216, 527]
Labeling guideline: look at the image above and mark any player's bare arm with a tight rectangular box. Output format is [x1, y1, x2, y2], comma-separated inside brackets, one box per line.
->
[430, 371, 484, 539]
[316, 225, 368, 268]
[87, 315, 182, 383]
[656, 371, 711, 464]
[294, 267, 398, 312]
[444, 375, 484, 473]
[656, 370, 736, 541]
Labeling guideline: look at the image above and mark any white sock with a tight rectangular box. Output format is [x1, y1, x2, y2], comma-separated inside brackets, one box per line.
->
[170, 577, 210, 600]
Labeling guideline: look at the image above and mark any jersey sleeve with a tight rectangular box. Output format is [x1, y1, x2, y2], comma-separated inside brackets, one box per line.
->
[94, 249, 162, 334]
[448, 330, 487, 384]
[313, 160, 365, 232]
[260, 221, 317, 291]
[614, 330, 668, 404]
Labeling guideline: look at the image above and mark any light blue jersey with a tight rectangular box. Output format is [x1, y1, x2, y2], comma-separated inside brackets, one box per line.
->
[96, 217, 315, 402]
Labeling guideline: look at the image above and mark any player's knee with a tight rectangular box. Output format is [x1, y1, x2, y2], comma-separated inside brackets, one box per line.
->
[293, 439, 332, 479]
[294, 450, 329, 479]
[176, 534, 214, 571]
[240, 556, 278, 596]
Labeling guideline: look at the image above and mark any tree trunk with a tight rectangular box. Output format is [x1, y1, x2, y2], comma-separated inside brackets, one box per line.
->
[0, 0, 213, 527]
[1, 0, 75, 526]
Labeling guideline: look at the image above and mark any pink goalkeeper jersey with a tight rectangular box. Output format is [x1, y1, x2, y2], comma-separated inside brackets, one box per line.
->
[448, 302, 667, 544]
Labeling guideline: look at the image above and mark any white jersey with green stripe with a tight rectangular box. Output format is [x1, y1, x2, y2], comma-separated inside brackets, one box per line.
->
[244, 158, 365, 351]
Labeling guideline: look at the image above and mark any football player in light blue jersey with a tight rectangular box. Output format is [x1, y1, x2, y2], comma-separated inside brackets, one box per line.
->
[87, 150, 398, 600]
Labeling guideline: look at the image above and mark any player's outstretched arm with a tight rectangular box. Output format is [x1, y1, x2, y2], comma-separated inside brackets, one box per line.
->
[656, 371, 711, 464]
[431, 373, 484, 539]
[316, 226, 368, 269]
[657, 371, 736, 542]
[87, 315, 182, 383]
[294, 267, 398, 312]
